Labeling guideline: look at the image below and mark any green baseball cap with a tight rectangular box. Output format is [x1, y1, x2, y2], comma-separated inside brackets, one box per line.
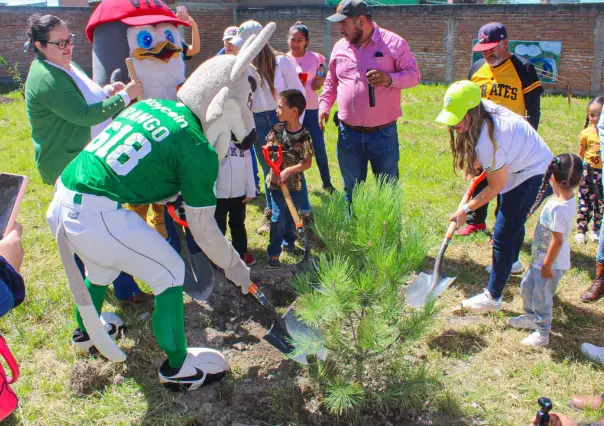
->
[435, 80, 482, 126]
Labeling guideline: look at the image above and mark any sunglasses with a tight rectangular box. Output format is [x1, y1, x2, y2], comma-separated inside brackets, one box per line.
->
[47, 34, 76, 50]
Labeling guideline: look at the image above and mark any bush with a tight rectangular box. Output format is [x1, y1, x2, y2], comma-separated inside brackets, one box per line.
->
[0, 56, 26, 98]
[290, 179, 439, 416]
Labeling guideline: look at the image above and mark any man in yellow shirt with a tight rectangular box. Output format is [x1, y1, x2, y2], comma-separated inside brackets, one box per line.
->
[458, 23, 544, 276]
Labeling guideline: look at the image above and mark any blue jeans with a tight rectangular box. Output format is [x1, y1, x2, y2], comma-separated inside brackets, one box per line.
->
[249, 145, 260, 186]
[304, 109, 332, 188]
[487, 174, 544, 299]
[268, 188, 305, 257]
[521, 265, 565, 334]
[74, 254, 141, 300]
[253, 110, 311, 213]
[336, 122, 400, 202]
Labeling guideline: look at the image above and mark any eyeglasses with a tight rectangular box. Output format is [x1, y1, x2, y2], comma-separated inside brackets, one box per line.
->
[47, 34, 76, 50]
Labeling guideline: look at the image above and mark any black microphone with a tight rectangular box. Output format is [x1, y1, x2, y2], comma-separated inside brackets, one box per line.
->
[535, 397, 552, 426]
[367, 68, 375, 108]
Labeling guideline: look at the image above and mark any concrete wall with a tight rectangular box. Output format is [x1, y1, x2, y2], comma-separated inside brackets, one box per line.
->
[2, 3, 604, 95]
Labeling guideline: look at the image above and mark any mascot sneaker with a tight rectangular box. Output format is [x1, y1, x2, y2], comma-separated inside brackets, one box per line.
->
[72, 312, 125, 353]
[158, 348, 229, 392]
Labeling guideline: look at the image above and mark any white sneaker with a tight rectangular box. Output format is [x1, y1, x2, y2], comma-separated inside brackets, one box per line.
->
[581, 342, 604, 364]
[158, 348, 229, 391]
[461, 289, 502, 313]
[485, 260, 525, 275]
[589, 230, 600, 242]
[575, 233, 587, 244]
[521, 331, 549, 347]
[508, 315, 537, 330]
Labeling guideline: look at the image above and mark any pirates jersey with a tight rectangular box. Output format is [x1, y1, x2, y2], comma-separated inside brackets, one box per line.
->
[469, 55, 543, 118]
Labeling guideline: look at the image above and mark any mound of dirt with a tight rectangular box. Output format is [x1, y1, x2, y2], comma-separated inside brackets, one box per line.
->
[69, 360, 114, 396]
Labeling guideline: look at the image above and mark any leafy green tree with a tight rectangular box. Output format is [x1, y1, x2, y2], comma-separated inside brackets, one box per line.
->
[0, 56, 26, 99]
[291, 179, 439, 416]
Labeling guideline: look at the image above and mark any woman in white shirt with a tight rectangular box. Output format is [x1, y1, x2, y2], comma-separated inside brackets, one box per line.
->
[436, 80, 553, 314]
[229, 20, 308, 235]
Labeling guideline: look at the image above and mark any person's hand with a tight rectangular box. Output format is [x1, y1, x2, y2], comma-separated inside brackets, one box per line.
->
[367, 69, 392, 87]
[319, 110, 330, 131]
[449, 208, 467, 228]
[125, 78, 144, 101]
[541, 263, 554, 279]
[0, 222, 24, 272]
[279, 169, 292, 184]
[532, 412, 578, 426]
[311, 76, 324, 91]
[176, 6, 195, 25]
[242, 196, 254, 204]
[109, 81, 126, 96]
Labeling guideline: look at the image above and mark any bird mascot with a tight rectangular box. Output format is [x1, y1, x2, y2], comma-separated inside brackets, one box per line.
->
[48, 19, 274, 390]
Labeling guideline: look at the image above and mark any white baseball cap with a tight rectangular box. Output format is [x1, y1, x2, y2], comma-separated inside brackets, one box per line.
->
[229, 20, 263, 48]
[222, 26, 238, 41]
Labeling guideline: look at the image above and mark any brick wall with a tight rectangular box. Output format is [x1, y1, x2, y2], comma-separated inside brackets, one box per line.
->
[2, 3, 604, 95]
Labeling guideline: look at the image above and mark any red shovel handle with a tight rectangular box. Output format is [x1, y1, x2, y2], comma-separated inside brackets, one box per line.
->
[0, 336, 19, 384]
[262, 144, 283, 176]
[167, 204, 189, 228]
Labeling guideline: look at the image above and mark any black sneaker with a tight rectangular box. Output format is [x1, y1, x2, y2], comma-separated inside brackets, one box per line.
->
[158, 348, 228, 392]
[267, 256, 281, 268]
[72, 323, 121, 354]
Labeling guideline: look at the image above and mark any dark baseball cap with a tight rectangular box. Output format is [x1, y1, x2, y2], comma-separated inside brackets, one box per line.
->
[473, 22, 508, 52]
[327, 0, 371, 23]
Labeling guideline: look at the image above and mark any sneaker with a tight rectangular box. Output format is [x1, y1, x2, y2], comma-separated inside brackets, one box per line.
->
[158, 348, 228, 392]
[589, 230, 600, 242]
[521, 331, 549, 347]
[72, 322, 122, 353]
[456, 223, 487, 237]
[581, 342, 604, 364]
[460, 288, 502, 313]
[242, 252, 256, 266]
[575, 233, 587, 244]
[267, 256, 281, 268]
[508, 315, 537, 330]
[485, 260, 525, 275]
[257, 209, 271, 235]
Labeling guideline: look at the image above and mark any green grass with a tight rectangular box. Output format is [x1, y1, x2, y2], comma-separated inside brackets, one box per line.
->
[1, 85, 603, 425]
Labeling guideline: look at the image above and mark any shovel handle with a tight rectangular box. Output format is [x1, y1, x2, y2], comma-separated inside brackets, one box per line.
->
[279, 183, 303, 230]
[125, 58, 142, 102]
[445, 220, 458, 240]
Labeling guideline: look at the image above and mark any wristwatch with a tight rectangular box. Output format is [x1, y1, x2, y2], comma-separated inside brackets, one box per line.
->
[462, 204, 473, 214]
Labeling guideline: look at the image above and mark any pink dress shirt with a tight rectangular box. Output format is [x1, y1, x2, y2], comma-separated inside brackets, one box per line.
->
[319, 23, 421, 128]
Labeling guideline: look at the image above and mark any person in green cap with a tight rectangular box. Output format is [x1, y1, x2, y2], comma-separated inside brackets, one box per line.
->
[436, 80, 553, 314]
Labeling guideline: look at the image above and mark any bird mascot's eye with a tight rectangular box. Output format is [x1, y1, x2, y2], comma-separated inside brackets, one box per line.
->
[164, 30, 175, 43]
[137, 31, 154, 49]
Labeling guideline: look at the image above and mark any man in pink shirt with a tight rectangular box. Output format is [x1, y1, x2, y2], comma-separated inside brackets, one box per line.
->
[319, 0, 420, 201]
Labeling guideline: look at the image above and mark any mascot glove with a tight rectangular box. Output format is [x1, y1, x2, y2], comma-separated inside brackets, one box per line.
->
[184, 204, 250, 294]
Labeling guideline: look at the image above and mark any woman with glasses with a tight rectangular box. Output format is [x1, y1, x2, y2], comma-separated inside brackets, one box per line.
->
[24, 14, 153, 307]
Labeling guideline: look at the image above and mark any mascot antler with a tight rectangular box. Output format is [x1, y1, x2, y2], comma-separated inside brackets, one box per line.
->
[177, 22, 276, 160]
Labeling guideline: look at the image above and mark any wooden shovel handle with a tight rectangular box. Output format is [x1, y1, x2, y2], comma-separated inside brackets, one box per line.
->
[279, 183, 303, 229]
[125, 58, 142, 102]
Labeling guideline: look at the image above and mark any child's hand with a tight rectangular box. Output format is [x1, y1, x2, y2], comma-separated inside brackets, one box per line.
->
[279, 169, 292, 184]
[541, 263, 554, 279]
[242, 196, 254, 204]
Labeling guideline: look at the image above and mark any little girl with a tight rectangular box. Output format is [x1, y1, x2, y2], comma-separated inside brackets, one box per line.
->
[576, 96, 604, 243]
[509, 154, 597, 347]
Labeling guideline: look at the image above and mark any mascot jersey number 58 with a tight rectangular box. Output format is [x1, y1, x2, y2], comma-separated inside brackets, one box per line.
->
[48, 24, 275, 391]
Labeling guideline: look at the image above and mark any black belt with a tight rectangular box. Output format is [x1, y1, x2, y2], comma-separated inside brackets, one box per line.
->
[341, 120, 397, 133]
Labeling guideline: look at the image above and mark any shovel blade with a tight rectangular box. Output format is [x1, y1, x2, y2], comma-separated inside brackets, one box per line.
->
[263, 308, 327, 365]
[406, 272, 457, 309]
[183, 250, 214, 301]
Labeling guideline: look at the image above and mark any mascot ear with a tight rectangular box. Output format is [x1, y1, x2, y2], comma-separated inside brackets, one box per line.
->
[231, 22, 276, 82]
[206, 86, 230, 123]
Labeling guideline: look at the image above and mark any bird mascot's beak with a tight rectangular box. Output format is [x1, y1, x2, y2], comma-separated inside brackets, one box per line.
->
[133, 41, 182, 63]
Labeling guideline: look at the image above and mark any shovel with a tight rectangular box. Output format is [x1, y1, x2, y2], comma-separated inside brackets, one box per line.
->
[406, 171, 487, 309]
[167, 203, 215, 301]
[262, 144, 318, 272]
[248, 282, 326, 364]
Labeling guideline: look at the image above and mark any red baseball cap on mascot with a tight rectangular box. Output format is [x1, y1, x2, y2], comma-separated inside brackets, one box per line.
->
[86, 0, 190, 42]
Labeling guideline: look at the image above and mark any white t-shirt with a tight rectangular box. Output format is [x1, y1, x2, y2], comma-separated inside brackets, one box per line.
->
[45, 61, 129, 139]
[531, 196, 576, 271]
[475, 100, 553, 193]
